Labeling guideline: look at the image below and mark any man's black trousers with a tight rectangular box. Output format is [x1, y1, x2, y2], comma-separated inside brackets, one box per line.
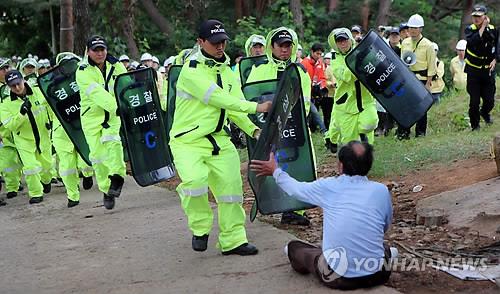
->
[467, 72, 496, 129]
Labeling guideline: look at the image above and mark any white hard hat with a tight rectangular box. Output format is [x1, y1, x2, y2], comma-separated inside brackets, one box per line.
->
[140, 53, 153, 62]
[152, 56, 159, 64]
[431, 42, 439, 52]
[119, 55, 130, 62]
[130, 61, 140, 68]
[324, 52, 332, 59]
[164, 56, 175, 67]
[407, 14, 424, 28]
[456, 39, 467, 50]
[159, 66, 166, 74]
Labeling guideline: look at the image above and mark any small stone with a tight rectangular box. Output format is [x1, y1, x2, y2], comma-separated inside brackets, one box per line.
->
[412, 185, 423, 193]
[447, 233, 461, 239]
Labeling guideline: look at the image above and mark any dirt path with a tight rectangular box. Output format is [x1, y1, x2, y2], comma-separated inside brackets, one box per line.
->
[0, 177, 399, 294]
[249, 157, 499, 293]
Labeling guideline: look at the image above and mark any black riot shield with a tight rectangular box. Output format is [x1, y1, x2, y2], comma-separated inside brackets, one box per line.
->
[239, 55, 267, 86]
[345, 30, 434, 129]
[164, 65, 183, 142]
[37, 58, 91, 165]
[245, 64, 316, 219]
[114, 68, 175, 186]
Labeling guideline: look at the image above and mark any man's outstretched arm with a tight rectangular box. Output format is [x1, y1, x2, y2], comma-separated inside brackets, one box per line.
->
[250, 152, 326, 206]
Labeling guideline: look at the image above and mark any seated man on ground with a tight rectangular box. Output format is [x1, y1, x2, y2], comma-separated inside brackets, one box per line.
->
[250, 141, 395, 290]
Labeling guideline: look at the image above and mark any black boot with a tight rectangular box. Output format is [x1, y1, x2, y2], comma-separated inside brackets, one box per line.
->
[222, 243, 258, 256]
[103, 193, 115, 210]
[0, 198, 6, 206]
[6, 191, 17, 199]
[67, 199, 80, 208]
[107, 174, 124, 198]
[82, 176, 93, 190]
[42, 182, 51, 194]
[29, 196, 44, 204]
[281, 212, 311, 226]
[192, 234, 209, 252]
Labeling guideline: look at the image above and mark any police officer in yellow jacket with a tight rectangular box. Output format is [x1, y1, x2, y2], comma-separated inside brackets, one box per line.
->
[0, 58, 23, 201]
[50, 53, 94, 208]
[326, 28, 378, 144]
[245, 27, 313, 226]
[76, 36, 127, 210]
[464, 4, 498, 130]
[1, 70, 52, 204]
[400, 14, 436, 138]
[170, 20, 271, 255]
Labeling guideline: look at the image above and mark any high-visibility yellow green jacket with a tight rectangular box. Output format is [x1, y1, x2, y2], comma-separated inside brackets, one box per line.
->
[0, 82, 16, 148]
[170, 50, 258, 144]
[327, 28, 375, 114]
[75, 55, 127, 136]
[0, 83, 51, 153]
[245, 27, 312, 115]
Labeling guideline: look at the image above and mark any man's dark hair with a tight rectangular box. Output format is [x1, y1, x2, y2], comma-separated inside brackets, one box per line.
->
[311, 43, 324, 53]
[338, 141, 374, 176]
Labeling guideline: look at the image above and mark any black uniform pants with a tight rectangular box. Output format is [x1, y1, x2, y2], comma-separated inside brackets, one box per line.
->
[396, 80, 428, 138]
[467, 72, 496, 129]
[320, 97, 334, 130]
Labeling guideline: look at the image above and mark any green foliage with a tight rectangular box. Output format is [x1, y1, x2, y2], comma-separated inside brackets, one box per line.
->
[0, 0, 498, 65]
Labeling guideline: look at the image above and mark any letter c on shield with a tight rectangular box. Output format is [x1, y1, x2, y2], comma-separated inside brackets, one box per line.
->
[145, 131, 157, 149]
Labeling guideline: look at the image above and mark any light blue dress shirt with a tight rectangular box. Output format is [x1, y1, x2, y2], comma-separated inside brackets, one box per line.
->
[273, 168, 392, 278]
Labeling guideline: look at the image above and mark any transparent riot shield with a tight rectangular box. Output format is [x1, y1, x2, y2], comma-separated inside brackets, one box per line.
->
[345, 30, 434, 129]
[37, 58, 91, 165]
[246, 64, 316, 220]
[239, 55, 267, 86]
[114, 68, 175, 186]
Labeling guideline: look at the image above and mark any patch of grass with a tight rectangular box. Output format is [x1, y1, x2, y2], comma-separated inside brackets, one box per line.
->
[240, 78, 499, 179]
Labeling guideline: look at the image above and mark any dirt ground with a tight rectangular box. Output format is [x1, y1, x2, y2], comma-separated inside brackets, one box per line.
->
[158, 154, 500, 293]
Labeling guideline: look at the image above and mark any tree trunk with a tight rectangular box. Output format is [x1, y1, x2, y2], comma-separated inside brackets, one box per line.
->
[49, 4, 57, 55]
[235, 0, 243, 20]
[290, 0, 304, 39]
[328, 0, 338, 13]
[139, 0, 172, 36]
[122, 0, 139, 59]
[60, 0, 74, 52]
[255, 0, 269, 22]
[459, 0, 473, 39]
[73, 0, 90, 56]
[360, 0, 371, 31]
[375, 0, 391, 26]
